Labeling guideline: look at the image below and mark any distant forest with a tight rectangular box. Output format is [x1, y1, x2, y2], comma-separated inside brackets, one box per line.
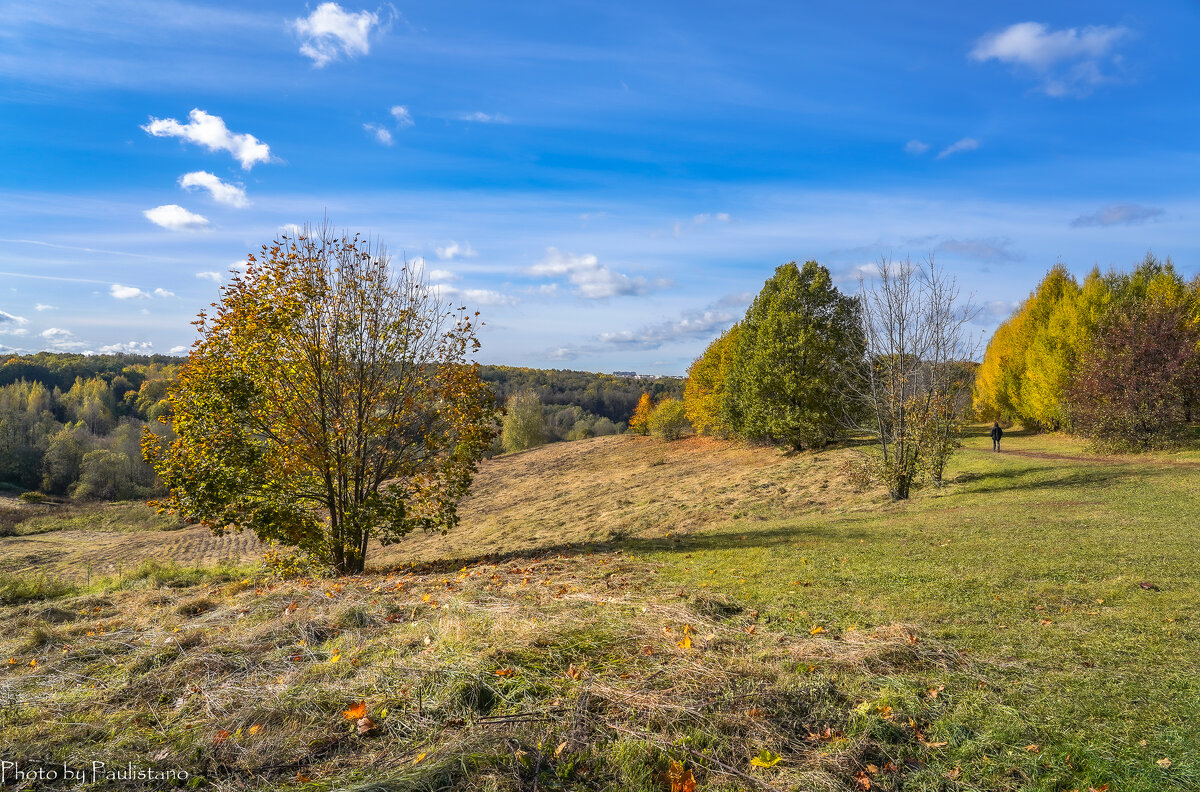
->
[0, 354, 683, 499]
[479, 366, 683, 424]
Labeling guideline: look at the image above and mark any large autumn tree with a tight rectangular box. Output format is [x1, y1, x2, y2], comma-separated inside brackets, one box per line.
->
[723, 261, 863, 450]
[144, 225, 496, 574]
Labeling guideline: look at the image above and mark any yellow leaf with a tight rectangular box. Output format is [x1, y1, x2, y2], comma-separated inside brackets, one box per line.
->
[248, 723, 263, 735]
[810, 625, 826, 635]
[413, 752, 426, 765]
[750, 748, 782, 768]
[554, 741, 567, 758]
[677, 635, 692, 649]
[329, 651, 341, 664]
[668, 759, 697, 792]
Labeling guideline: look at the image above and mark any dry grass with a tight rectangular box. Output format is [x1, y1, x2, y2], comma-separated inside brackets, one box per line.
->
[375, 435, 875, 568]
[0, 551, 955, 791]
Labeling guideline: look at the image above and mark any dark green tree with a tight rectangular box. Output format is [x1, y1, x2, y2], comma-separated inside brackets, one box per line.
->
[724, 261, 864, 450]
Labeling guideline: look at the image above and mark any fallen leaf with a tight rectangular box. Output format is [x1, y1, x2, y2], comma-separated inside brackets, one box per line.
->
[412, 752, 426, 765]
[853, 771, 871, 790]
[554, 741, 567, 758]
[750, 748, 781, 768]
[667, 760, 696, 792]
[328, 651, 341, 664]
[927, 685, 944, 699]
[356, 716, 377, 735]
[944, 767, 961, 779]
[866, 763, 879, 774]
[213, 730, 231, 745]
[495, 667, 515, 677]
[1157, 758, 1172, 768]
[566, 664, 582, 680]
[296, 773, 312, 782]
[1025, 744, 1041, 753]
[248, 723, 263, 735]
[810, 625, 826, 635]
[343, 701, 367, 720]
[1039, 619, 1052, 626]
[677, 635, 693, 650]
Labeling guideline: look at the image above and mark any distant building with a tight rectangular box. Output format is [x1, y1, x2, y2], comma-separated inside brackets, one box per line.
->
[612, 371, 638, 378]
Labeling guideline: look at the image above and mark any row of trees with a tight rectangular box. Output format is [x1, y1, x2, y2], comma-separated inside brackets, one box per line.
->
[683, 258, 977, 499]
[499, 390, 626, 453]
[973, 255, 1200, 449]
[0, 366, 175, 498]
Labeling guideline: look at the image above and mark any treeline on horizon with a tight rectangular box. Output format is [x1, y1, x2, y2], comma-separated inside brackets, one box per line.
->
[0, 354, 683, 498]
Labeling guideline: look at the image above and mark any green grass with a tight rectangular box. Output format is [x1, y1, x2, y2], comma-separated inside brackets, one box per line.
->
[636, 427, 1200, 791]
[1, 428, 1196, 791]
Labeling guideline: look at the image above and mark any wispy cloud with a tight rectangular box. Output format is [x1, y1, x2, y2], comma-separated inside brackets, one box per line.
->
[458, 111, 510, 124]
[196, 271, 224, 283]
[935, 237, 1023, 263]
[40, 327, 85, 351]
[529, 247, 666, 299]
[144, 204, 209, 231]
[970, 21, 1130, 97]
[142, 109, 271, 169]
[34, 304, 56, 312]
[179, 171, 249, 207]
[1070, 203, 1165, 228]
[905, 140, 930, 155]
[292, 3, 382, 67]
[669, 211, 732, 238]
[435, 240, 477, 260]
[390, 105, 414, 128]
[363, 123, 393, 146]
[937, 138, 980, 159]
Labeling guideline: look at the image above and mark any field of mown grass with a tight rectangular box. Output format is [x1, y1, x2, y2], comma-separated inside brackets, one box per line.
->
[0, 427, 1196, 791]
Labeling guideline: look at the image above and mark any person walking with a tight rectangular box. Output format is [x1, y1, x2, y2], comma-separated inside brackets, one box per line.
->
[990, 421, 1003, 452]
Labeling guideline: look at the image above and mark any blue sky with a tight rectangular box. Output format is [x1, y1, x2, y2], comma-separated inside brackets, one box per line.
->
[1, 1, 1198, 373]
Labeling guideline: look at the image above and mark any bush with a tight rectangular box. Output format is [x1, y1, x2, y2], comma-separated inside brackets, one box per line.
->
[648, 398, 690, 441]
[1067, 299, 1200, 451]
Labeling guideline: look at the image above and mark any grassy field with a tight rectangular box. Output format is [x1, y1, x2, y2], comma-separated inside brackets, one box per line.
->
[0, 428, 1196, 791]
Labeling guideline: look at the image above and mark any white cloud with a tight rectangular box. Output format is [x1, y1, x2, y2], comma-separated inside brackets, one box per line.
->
[937, 138, 980, 159]
[970, 22, 1130, 97]
[390, 105, 414, 128]
[529, 247, 664, 299]
[144, 204, 210, 231]
[292, 3, 380, 67]
[692, 212, 732, 225]
[40, 327, 85, 351]
[142, 109, 271, 169]
[0, 310, 29, 328]
[179, 171, 250, 208]
[428, 269, 457, 282]
[905, 140, 930, 155]
[153, 288, 176, 298]
[599, 308, 737, 350]
[97, 341, 154, 354]
[110, 284, 149, 299]
[169, 345, 190, 355]
[196, 271, 223, 283]
[363, 123, 393, 146]
[34, 304, 56, 311]
[1070, 203, 1165, 228]
[458, 111, 509, 124]
[435, 284, 516, 307]
[435, 240, 477, 260]
[279, 223, 303, 237]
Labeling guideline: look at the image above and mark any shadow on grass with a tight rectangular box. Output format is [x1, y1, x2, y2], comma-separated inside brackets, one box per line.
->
[951, 464, 1149, 495]
[383, 522, 873, 576]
